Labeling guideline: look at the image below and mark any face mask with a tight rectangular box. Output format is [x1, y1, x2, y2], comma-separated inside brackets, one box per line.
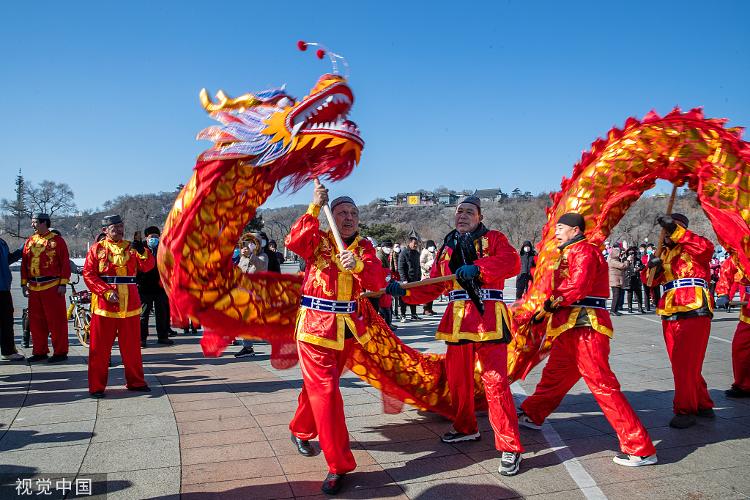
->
[261, 239, 267, 247]
[394, 247, 401, 253]
[428, 246, 436, 252]
[523, 246, 530, 252]
[247, 243, 256, 252]
[382, 247, 392, 255]
[646, 249, 654, 255]
[147, 237, 159, 249]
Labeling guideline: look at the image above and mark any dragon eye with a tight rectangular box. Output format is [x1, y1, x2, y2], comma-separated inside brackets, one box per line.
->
[277, 97, 294, 108]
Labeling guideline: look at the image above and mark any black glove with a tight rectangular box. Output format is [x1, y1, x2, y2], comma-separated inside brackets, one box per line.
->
[385, 280, 406, 297]
[715, 295, 730, 308]
[132, 239, 146, 254]
[543, 298, 558, 313]
[647, 256, 663, 269]
[655, 215, 677, 233]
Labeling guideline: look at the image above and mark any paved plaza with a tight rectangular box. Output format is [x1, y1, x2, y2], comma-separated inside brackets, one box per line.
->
[2, 275, 750, 499]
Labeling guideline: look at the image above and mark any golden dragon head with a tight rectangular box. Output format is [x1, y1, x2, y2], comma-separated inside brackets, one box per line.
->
[196, 45, 364, 189]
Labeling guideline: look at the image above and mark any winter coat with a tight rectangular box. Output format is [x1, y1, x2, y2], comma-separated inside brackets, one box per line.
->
[622, 254, 645, 290]
[607, 247, 627, 287]
[398, 247, 421, 283]
[136, 247, 165, 295]
[0, 238, 22, 292]
[518, 240, 536, 276]
[420, 248, 436, 280]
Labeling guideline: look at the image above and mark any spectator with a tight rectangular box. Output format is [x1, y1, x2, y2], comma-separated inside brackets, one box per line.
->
[608, 247, 626, 316]
[644, 243, 661, 308]
[268, 240, 285, 266]
[259, 231, 281, 273]
[516, 240, 536, 300]
[0, 237, 24, 361]
[137, 227, 174, 348]
[420, 240, 437, 315]
[398, 237, 421, 321]
[623, 248, 645, 313]
[235, 233, 269, 358]
[389, 243, 402, 320]
[375, 240, 397, 329]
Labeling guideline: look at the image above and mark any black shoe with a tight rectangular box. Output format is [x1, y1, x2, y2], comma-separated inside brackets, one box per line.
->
[410, 315, 421, 321]
[48, 354, 68, 363]
[725, 386, 750, 398]
[291, 434, 315, 457]
[697, 407, 715, 418]
[168, 329, 179, 337]
[128, 385, 151, 392]
[389, 324, 398, 331]
[321, 472, 345, 495]
[612, 311, 622, 316]
[669, 414, 696, 429]
[90, 391, 105, 399]
[157, 338, 175, 346]
[141, 340, 147, 348]
[234, 347, 256, 358]
[440, 429, 481, 443]
[27, 354, 48, 363]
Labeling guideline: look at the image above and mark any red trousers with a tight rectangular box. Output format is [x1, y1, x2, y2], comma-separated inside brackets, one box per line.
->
[88, 314, 146, 393]
[662, 315, 713, 414]
[289, 338, 356, 475]
[521, 328, 655, 457]
[28, 287, 69, 356]
[731, 322, 750, 391]
[446, 342, 523, 452]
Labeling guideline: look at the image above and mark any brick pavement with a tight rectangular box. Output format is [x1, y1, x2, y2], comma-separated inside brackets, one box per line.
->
[2, 276, 750, 499]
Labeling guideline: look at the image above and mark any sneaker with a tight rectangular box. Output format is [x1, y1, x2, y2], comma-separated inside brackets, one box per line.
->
[27, 354, 48, 363]
[234, 347, 256, 358]
[399, 316, 408, 324]
[440, 429, 481, 443]
[411, 315, 421, 321]
[517, 411, 542, 430]
[2, 353, 25, 361]
[612, 453, 657, 467]
[498, 451, 522, 476]
[669, 414, 696, 429]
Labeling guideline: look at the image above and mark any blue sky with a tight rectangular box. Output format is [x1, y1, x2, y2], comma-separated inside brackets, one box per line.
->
[2, 1, 748, 211]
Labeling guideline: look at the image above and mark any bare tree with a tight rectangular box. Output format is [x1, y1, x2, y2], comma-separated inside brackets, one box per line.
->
[25, 180, 76, 218]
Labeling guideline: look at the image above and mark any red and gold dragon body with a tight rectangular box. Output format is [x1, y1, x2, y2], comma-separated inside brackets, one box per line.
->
[160, 64, 750, 417]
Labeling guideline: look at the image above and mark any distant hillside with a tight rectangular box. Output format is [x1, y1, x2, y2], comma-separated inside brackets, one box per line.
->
[0, 189, 718, 256]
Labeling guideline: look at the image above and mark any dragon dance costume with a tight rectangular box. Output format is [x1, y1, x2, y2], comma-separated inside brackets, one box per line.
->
[83, 218, 154, 394]
[286, 202, 385, 475]
[21, 219, 71, 358]
[404, 221, 523, 454]
[716, 255, 750, 395]
[520, 227, 655, 458]
[641, 221, 715, 418]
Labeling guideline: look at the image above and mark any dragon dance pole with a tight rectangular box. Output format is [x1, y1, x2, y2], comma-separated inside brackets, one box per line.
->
[647, 183, 679, 287]
[313, 178, 347, 253]
[360, 274, 457, 299]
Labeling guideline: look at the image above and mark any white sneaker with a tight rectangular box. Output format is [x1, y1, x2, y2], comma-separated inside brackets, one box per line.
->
[1, 353, 25, 361]
[612, 453, 658, 467]
[499, 451, 522, 476]
[517, 411, 542, 430]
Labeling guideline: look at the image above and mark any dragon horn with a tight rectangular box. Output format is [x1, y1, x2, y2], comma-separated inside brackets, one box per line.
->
[199, 88, 262, 113]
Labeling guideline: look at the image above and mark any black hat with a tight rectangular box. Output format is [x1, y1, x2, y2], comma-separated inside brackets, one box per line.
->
[330, 196, 356, 211]
[558, 212, 586, 232]
[144, 226, 160, 237]
[457, 195, 481, 210]
[381, 239, 393, 247]
[31, 212, 50, 221]
[101, 214, 123, 226]
[670, 213, 689, 228]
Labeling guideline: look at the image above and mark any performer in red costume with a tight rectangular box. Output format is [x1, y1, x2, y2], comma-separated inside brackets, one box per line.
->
[286, 182, 384, 496]
[642, 213, 715, 428]
[21, 213, 71, 363]
[519, 213, 657, 467]
[715, 252, 750, 398]
[388, 195, 524, 476]
[83, 215, 154, 398]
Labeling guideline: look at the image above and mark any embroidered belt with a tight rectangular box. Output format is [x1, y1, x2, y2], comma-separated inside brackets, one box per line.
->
[663, 278, 707, 291]
[448, 289, 504, 302]
[101, 276, 137, 284]
[301, 295, 357, 314]
[28, 276, 60, 283]
[572, 296, 608, 309]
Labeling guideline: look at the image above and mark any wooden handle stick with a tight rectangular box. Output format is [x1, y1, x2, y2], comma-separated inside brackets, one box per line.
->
[361, 274, 457, 299]
[647, 183, 679, 287]
[314, 178, 346, 253]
